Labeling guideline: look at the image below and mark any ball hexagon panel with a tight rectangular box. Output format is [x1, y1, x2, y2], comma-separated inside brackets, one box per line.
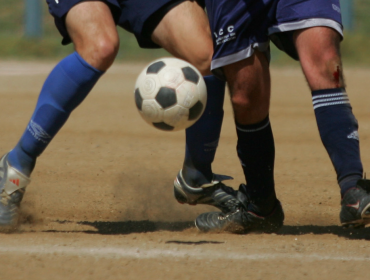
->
[140, 99, 164, 123]
[181, 66, 200, 84]
[152, 122, 174, 131]
[155, 87, 177, 109]
[176, 81, 199, 109]
[157, 66, 185, 89]
[146, 61, 165, 74]
[163, 105, 189, 129]
[134, 88, 143, 111]
[188, 100, 204, 121]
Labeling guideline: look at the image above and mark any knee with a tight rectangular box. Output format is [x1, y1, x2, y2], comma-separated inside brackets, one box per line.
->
[315, 45, 341, 68]
[76, 34, 119, 71]
[188, 51, 213, 76]
[231, 93, 255, 120]
[230, 90, 270, 124]
[90, 35, 120, 70]
[303, 45, 344, 89]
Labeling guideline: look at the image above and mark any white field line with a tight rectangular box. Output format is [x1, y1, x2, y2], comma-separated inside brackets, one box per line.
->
[0, 244, 368, 262]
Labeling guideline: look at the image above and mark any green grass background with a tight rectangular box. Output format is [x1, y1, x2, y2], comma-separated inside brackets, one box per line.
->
[1, 1, 370, 65]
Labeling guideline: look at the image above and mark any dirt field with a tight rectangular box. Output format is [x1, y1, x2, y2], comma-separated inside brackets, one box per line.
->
[0, 61, 369, 280]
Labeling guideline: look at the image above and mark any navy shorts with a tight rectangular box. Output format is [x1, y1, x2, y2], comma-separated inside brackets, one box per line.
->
[46, 0, 187, 48]
[268, 0, 343, 60]
[205, 0, 277, 79]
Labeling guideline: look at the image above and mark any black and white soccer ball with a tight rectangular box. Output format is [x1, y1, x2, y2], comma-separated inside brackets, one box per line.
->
[134, 57, 207, 131]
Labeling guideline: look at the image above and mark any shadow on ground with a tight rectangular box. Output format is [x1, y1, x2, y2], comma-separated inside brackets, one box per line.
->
[43, 221, 370, 240]
[51, 220, 195, 235]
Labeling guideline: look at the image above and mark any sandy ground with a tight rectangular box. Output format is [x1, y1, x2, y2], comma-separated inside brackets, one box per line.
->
[0, 61, 369, 280]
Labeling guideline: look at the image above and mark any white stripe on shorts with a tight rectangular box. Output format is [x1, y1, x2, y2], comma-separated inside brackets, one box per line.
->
[268, 18, 343, 37]
[211, 42, 269, 72]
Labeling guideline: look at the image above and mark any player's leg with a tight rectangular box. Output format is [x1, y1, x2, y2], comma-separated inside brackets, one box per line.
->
[151, 0, 212, 75]
[195, 0, 284, 233]
[152, 1, 227, 187]
[150, 0, 231, 206]
[293, 27, 368, 227]
[224, 51, 277, 215]
[269, 0, 368, 227]
[118, 0, 232, 210]
[0, 1, 120, 230]
[8, 1, 119, 175]
[294, 27, 362, 194]
[196, 51, 284, 233]
[65, 1, 120, 71]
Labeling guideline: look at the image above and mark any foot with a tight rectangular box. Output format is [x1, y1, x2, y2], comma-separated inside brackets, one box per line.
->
[340, 179, 370, 228]
[0, 153, 31, 232]
[195, 184, 284, 233]
[174, 170, 240, 213]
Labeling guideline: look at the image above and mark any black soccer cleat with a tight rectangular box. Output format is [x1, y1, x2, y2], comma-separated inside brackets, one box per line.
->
[340, 179, 370, 228]
[174, 170, 241, 213]
[195, 184, 284, 234]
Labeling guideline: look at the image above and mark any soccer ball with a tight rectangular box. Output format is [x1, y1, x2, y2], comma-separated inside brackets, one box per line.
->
[134, 57, 207, 131]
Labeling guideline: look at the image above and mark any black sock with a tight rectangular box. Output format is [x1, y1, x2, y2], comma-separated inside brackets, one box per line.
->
[236, 116, 276, 214]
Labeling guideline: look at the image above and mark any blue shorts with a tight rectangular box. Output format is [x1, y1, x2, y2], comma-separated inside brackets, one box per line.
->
[268, 0, 343, 60]
[46, 0, 186, 48]
[205, 0, 277, 79]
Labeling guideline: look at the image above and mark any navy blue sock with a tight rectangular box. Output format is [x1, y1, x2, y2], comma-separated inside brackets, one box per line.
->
[8, 52, 104, 176]
[236, 116, 276, 214]
[182, 75, 225, 187]
[312, 88, 363, 196]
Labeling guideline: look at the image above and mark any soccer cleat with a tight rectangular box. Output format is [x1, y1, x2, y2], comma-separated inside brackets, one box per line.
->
[195, 184, 284, 233]
[340, 179, 370, 228]
[174, 170, 240, 213]
[0, 153, 31, 232]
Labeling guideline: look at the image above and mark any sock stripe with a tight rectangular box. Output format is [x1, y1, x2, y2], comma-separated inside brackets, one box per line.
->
[313, 100, 350, 110]
[312, 92, 345, 100]
[312, 92, 350, 110]
[313, 96, 349, 104]
[236, 120, 270, 133]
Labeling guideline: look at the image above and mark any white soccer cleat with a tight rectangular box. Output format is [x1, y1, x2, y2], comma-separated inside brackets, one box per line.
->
[0, 153, 31, 232]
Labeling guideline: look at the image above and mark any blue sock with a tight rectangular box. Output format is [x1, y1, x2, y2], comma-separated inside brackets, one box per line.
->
[312, 88, 363, 196]
[8, 52, 104, 176]
[182, 75, 225, 187]
[236, 116, 276, 214]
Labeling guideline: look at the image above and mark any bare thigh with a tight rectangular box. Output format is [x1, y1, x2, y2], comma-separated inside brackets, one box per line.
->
[65, 1, 119, 71]
[151, 1, 213, 75]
